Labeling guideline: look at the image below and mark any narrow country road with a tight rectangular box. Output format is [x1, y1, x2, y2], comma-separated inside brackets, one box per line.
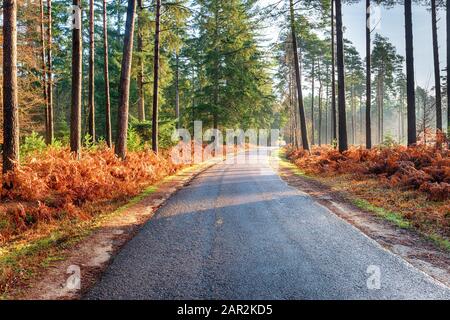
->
[86, 148, 450, 300]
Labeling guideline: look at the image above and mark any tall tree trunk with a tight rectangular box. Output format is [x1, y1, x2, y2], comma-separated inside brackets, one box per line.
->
[71, 0, 82, 156]
[331, 0, 337, 142]
[289, 0, 309, 150]
[2, 0, 19, 174]
[405, 0, 416, 145]
[293, 70, 300, 148]
[152, 0, 161, 153]
[431, 0, 442, 131]
[46, 0, 54, 144]
[88, 0, 96, 141]
[116, 0, 122, 41]
[116, 0, 137, 159]
[335, 0, 348, 152]
[325, 72, 329, 144]
[365, 0, 372, 148]
[290, 68, 293, 145]
[39, 0, 48, 143]
[351, 85, 355, 144]
[311, 59, 315, 145]
[317, 58, 322, 146]
[137, 0, 145, 121]
[212, 2, 219, 130]
[398, 96, 402, 141]
[447, 0, 450, 136]
[359, 94, 363, 144]
[381, 79, 384, 141]
[175, 53, 180, 126]
[401, 92, 405, 142]
[103, 0, 112, 147]
[377, 75, 381, 143]
[318, 78, 323, 146]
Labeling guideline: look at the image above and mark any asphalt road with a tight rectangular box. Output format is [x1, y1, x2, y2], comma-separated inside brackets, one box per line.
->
[86, 148, 450, 300]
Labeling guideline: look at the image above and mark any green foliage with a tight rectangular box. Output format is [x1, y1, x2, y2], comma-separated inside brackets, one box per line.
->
[127, 128, 144, 153]
[131, 120, 152, 142]
[159, 119, 178, 149]
[331, 139, 338, 150]
[380, 133, 398, 148]
[130, 119, 178, 150]
[20, 132, 47, 158]
[188, 0, 276, 130]
[83, 134, 95, 150]
[352, 198, 411, 229]
[371, 34, 404, 89]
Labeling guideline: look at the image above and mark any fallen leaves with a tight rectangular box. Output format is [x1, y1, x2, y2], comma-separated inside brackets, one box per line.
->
[287, 144, 450, 201]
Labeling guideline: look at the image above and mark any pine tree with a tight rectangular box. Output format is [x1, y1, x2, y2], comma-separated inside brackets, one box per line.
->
[116, 0, 137, 159]
[2, 0, 19, 174]
[70, 0, 82, 156]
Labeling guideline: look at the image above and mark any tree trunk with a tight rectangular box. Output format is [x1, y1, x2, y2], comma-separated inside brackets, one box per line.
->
[116, 0, 137, 159]
[103, 0, 112, 147]
[311, 59, 315, 145]
[71, 0, 82, 156]
[447, 0, 450, 136]
[116, 0, 122, 41]
[331, 0, 337, 143]
[2, 0, 19, 174]
[39, 0, 48, 143]
[318, 59, 322, 146]
[431, 0, 442, 131]
[381, 79, 384, 142]
[365, 0, 372, 148]
[46, 0, 54, 144]
[212, 3, 219, 130]
[151, 0, 161, 153]
[88, 0, 95, 141]
[377, 75, 381, 143]
[359, 94, 363, 144]
[351, 85, 355, 144]
[175, 53, 180, 126]
[405, 0, 417, 145]
[325, 72, 329, 144]
[318, 80, 323, 146]
[335, 0, 348, 152]
[289, 0, 309, 150]
[137, 0, 145, 122]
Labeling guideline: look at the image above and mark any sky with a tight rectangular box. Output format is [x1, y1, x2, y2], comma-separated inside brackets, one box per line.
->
[258, 0, 447, 88]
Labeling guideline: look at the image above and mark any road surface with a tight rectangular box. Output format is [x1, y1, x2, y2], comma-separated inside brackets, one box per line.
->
[86, 148, 450, 299]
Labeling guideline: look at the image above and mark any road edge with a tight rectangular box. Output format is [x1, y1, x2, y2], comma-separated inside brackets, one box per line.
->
[273, 151, 450, 290]
[16, 158, 221, 300]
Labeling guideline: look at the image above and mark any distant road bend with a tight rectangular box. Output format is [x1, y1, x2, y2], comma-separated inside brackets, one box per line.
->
[86, 147, 450, 299]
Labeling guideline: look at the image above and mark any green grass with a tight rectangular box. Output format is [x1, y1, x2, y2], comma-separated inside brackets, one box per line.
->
[276, 150, 308, 177]
[351, 198, 411, 229]
[427, 233, 450, 251]
[112, 185, 158, 216]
